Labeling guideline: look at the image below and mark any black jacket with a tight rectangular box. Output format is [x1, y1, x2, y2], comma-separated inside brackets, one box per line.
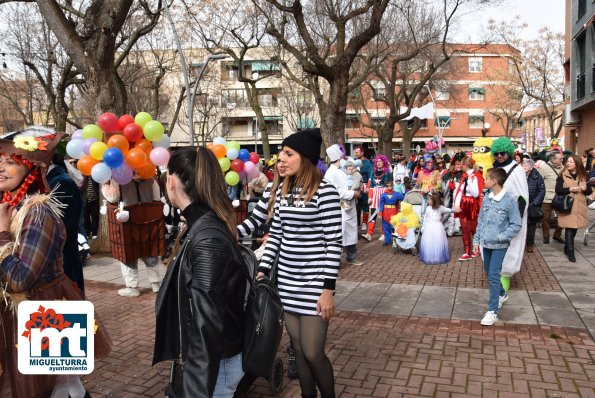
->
[527, 168, 546, 206]
[153, 206, 246, 397]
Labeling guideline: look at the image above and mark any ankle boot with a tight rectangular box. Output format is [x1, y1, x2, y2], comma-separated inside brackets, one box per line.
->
[565, 230, 576, 262]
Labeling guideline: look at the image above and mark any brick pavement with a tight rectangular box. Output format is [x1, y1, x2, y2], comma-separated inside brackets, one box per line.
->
[82, 280, 595, 398]
[341, 233, 562, 292]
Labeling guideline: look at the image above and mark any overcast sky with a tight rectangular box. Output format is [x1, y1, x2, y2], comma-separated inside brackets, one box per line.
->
[455, 0, 566, 41]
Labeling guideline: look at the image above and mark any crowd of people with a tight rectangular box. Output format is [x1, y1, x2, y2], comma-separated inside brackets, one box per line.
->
[1, 122, 594, 397]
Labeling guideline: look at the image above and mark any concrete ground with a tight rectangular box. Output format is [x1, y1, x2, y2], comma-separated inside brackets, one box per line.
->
[81, 212, 595, 397]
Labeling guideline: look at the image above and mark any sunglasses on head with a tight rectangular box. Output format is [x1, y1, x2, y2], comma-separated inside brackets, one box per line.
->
[494, 152, 507, 157]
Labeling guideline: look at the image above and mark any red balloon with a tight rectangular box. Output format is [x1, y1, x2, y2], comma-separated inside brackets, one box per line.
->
[123, 123, 144, 142]
[249, 152, 260, 164]
[98, 112, 119, 133]
[118, 114, 135, 131]
[230, 159, 244, 173]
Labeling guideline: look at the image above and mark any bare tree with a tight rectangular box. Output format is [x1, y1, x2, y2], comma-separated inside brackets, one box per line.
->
[253, 0, 391, 150]
[0, 0, 163, 115]
[489, 17, 565, 139]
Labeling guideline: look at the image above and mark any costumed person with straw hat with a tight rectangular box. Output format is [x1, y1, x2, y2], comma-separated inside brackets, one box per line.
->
[0, 126, 111, 397]
[490, 137, 529, 296]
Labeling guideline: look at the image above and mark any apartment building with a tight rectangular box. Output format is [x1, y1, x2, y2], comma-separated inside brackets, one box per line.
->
[564, 0, 595, 154]
[522, 105, 565, 152]
[345, 44, 524, 153]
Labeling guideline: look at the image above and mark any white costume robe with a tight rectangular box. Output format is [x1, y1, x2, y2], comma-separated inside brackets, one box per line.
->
[325, 164, 358, 246]
[498, 162, 529, 276]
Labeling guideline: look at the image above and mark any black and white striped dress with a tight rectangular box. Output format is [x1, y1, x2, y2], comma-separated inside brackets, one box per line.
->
[237, 182, 273, 238]
[259, 180, 342, 316]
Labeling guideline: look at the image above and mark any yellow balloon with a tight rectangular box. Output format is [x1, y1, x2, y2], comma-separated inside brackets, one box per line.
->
[89, 142, 108, 161]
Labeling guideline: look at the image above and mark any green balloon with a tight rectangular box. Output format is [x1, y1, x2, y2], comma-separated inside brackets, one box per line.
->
[135, 112, 153, 127]
[82, 124, 104, 141]
[227, 141, 241, 151]
[143, 120, 165, 141]
[225, 170, 240, 186]
[219, 157, 231, 172]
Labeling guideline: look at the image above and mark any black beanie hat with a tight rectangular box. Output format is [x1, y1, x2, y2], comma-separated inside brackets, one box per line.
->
[281, 128, 322, 165]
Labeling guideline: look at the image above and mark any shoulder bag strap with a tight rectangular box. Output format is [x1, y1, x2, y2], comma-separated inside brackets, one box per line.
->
[506, 163, 517, 179]
[545, 162, 560, 178]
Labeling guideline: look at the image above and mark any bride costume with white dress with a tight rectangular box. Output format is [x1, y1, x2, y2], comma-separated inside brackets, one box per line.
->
[419, 205, 451, 265]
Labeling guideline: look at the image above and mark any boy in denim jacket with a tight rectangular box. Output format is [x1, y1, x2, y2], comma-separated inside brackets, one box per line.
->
[473, 168, 522, 326]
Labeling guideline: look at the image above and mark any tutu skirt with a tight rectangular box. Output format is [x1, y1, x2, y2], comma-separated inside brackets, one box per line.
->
[419, 220, 450, 265]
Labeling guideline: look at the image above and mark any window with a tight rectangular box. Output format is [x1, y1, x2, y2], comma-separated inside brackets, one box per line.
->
[221, 64, 239, 81]
[257, 89, 279, 107]
[469, 57, 482, 72]
[434, 116, 450, 128]
[435, 90, 450, 100]
[373, 85, 386, 100]
[250, 61, 281, 79]
[576, 33, 586, 100]
[468, 86, 485, 100]
[345, 115, 359, 129]
[371, 116, 387, 125]
[578, 0, 586, 19]
[221, 89, 249, 108]
[298, 115, 316, 130]
[407, 118, 428, 129]
[347, 89, 362, 104]
[254, 117, 283, 135]
[469, 114, 484, 129]
[509, 59, 516, 75]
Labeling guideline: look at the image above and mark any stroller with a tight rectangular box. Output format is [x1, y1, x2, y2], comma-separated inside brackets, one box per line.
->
[392, 189, 425, 255]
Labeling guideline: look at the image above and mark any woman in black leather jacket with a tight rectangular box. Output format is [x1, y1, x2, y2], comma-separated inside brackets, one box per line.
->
[522, 159, 546, 253]
[153, 147, 246, 397]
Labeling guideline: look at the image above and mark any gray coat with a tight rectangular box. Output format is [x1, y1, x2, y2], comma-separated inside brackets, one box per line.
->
[538, 161, 564, 203]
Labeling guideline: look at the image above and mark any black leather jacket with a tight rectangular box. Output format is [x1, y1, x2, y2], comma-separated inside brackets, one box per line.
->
[153, 206, 246, 397]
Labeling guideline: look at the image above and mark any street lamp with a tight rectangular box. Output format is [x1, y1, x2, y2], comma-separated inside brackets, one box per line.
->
[481, 122, 491, 137]
[188, 54, 228, 146]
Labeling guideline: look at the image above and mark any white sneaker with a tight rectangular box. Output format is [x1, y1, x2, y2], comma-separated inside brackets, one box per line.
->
[346, 259, 363, 266]
[362, 234, 372, 242]
[118, 287, 141, 297]
[378, 235, 384, 241]
[481, 311, 498, 326]
[361, 223, 367, 231]
[498, 292, 509, 309]
[151, 282, 161, 293]
[589, 201, 595, 210]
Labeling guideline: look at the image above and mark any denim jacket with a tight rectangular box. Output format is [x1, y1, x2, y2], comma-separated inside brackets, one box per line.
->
[473, 188, 522, 249]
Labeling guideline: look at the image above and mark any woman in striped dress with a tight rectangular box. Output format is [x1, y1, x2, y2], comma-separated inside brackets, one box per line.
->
[257, 128, 342, 398]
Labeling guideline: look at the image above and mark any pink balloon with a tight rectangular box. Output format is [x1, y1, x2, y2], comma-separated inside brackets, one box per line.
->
[239, 171, 247, 181]
[149, 147, 170, 167]
[247, 167, 260, 179]
[249, 152, 260, 164]
[243, 161, 255, 174]
[98, 112, 120, 132]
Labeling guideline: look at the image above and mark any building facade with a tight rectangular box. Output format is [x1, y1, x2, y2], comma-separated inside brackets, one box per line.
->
[565, 0, 595, 154]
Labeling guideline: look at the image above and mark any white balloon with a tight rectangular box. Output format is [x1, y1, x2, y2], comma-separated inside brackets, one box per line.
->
[91, 163, 112, 184]
[66, 139, 85, 159]
[227, 147, 239, 160]
[153, 135, 171, 149]
[213, 136, 226, 146]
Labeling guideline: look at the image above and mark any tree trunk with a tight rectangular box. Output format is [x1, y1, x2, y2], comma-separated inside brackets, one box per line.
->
[321, 76, 349, 152]
[87, 63, 128, 115]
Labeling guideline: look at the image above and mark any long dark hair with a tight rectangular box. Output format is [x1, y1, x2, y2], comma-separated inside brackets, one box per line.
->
[564, 154, 588, 182]
[168, 147, 237, 239]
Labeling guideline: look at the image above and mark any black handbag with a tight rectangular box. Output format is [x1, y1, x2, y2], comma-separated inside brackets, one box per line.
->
[551, 193, 574, 213]
[242, 252, 284, 378]
[528, 204, 544, 221]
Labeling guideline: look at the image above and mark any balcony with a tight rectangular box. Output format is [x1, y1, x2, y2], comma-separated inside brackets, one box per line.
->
[577, 73, 585, 100]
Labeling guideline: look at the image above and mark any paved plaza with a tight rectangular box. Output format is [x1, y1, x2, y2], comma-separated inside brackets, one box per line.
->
[81, 215, 595, 397]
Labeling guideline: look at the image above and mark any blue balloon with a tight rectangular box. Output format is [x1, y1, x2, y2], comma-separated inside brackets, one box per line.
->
[103, 147, 124, 168]
[238, 148, 250, 162]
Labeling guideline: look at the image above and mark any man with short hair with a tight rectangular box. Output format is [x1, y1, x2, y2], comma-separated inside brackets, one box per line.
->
[538, 151, 565, 244]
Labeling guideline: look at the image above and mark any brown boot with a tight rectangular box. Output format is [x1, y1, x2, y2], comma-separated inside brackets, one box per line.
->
[526, 245, 534, 253]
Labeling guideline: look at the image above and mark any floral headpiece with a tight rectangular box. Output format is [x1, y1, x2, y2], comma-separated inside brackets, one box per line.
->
[0, 126, 64, 168]
[374, 154, 390, 173]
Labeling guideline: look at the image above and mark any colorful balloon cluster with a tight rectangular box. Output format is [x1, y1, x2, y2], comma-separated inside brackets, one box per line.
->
[66, 112, 171, 184]
[207, 136, 260, 186]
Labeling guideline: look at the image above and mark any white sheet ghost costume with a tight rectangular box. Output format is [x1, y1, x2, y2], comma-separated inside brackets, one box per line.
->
[324, 145, 358, 247]
[497, 161, 529, 276]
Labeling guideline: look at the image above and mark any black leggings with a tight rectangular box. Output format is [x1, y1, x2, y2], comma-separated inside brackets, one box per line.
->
[284, 313, 335, 398]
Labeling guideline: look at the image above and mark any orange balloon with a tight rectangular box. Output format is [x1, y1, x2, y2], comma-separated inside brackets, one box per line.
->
[77, 155, 99, 176]
[206, 142, 214, 149]
[125, 148, 148, 169]
[137, 161, 157, 179]
[212, 144, 227, 159]
[107, 134, 130, 152]
[135, 139, 153, 155]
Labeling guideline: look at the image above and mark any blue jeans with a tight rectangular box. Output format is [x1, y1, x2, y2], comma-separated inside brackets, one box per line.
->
[213, 353, 244, 398]
[482, 248, 507, 313]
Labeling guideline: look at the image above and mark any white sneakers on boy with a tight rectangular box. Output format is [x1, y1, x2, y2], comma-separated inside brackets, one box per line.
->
[481, 311, 498, 326]
[118, 287, 141, 297]
[498, 292, 509, 309]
